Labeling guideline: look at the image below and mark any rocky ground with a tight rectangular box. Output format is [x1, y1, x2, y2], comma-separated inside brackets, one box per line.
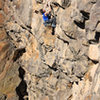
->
[0, 0, 100, 100]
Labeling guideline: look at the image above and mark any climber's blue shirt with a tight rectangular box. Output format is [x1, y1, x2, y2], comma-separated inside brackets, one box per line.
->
[42, 13, 49, 22]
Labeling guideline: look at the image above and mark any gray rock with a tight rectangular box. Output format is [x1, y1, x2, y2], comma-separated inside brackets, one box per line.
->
[1, 0, 100, 100]
[16, 0, 33, 26]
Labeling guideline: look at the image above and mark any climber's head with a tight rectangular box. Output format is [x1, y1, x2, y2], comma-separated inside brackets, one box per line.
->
[40, 9, 45, 14]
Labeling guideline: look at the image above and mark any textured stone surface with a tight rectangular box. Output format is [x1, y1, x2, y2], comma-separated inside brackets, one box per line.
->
[0, 0, 32, 100]
[0, 0, 100, 100]
[0, 11, 5, 27]
[16, 0, 33, 26]
[0, 0, 4, 10]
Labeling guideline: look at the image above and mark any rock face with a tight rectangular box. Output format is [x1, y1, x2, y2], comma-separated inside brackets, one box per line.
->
[0, 0, 100, 100]
[0, 0, 32, 100]
[0, 1, 20, 100]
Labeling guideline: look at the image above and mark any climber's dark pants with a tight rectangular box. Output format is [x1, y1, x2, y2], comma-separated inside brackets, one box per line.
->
[43, 17, 56, 28]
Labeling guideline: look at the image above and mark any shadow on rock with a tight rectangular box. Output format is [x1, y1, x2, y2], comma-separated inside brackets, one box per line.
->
[95, 32, 100, 43]
[16, 67, 28, 100]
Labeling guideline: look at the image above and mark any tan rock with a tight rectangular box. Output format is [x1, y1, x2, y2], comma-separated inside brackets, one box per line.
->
[0, 0, 4, 9]
[0, 28, 7, 41]
[88, 44, 100, 61]
[3, 4, 9, 15]
[41, 96, 49, 100]
[44, 51, 56, 66]
[1, 0, 100, 100]
[0, 11, 5, 27]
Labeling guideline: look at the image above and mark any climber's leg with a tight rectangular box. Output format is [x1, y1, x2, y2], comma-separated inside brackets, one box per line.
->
[43, 22, 47, 27]
[43, 19, 52, 27]
[51, 16, 56, 28]
[52, 27, 55, 35]
[51, 16, 56, 35]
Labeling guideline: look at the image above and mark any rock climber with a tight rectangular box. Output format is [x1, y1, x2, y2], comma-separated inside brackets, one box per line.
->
[40, 9, 56, 27]
[40, 0, 57, 35]
[40, 8, 56, 35]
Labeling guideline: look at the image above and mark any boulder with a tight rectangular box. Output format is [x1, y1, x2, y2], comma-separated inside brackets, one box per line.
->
[88, 44, 100, 61]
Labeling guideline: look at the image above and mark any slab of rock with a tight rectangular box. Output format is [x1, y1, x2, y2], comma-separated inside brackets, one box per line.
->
[88, 44, 100, 61]
[16, 0, 33, 26]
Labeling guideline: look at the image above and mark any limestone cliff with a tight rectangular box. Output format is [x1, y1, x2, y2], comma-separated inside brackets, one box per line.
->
[0, 0, 100, 100]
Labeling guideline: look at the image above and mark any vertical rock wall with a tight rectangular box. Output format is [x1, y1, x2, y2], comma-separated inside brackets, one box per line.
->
[0, 0, 33, 100]
[0, 0, 20, 100]
[0, 0, 100, 100]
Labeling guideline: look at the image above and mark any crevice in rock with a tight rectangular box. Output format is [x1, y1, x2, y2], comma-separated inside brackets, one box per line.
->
[20, 25, 33, 34]
[13, 48, 26, 61]
[86, 55, 99, 64]
[76, 76, 83, 81]
[6, 31, 14, 40]
[88, 39, 97, 44]
[57, 35, 69, 44]
[74, 11, 90, 29]
[91, 60, 99, 64]
[88, 31, 100, 43]
[91, 0, 97, 4]
[52, 2, 65, 9]
[44, 63, 58, 71]
[52, 61, 58, 70]
[10, 0, 13, 2]
[67, 94, 73, 100]
[75, 81, 79, 85]
[63, 30, 76, 40]
[80, 11, 90, 20]
[48, 65, 58, 71]
[16, 67, 28, 100]
[95, 32, 100, 43]
[74, 20, 85, 29]
[26, 25, 32, 29]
